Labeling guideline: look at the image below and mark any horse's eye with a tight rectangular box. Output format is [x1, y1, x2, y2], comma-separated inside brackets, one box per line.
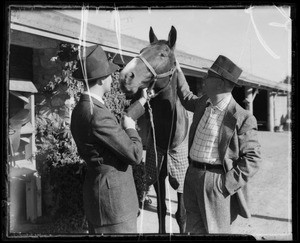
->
[160, 53, 166, 57]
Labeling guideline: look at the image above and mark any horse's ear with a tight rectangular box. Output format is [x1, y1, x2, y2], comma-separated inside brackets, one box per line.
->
[149, 27, 158, 44]
[168, 26, 177, 48]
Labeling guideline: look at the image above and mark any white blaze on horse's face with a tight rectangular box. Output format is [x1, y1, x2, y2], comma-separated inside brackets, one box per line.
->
[119, 26, 177, 97]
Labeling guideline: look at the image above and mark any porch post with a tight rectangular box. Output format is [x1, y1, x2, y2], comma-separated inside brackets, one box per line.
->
[244, 86, 253, 114]
[267, 91, 275, 132]
[286, 90, 291, 131]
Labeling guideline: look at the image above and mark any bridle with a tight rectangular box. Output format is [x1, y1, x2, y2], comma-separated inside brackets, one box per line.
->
[137, 54, 176, 98]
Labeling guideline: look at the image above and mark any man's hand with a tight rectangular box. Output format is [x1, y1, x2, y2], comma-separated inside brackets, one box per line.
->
[217, 174, 230, 198]
[138, 88, 155, 106]
[122, 115, 136, 130]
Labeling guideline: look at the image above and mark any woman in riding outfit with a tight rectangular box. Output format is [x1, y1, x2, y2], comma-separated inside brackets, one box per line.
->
[71, 45, 147, 233]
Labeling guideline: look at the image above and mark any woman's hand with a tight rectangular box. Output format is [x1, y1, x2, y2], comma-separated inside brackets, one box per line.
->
[138, 88, 155, 106]
[122, 115, 136, 130]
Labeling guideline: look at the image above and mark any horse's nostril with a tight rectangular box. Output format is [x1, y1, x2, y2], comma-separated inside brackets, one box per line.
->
[127, 72, 135, 79]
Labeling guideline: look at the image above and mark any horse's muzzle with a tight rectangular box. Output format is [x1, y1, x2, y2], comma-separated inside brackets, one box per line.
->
[119, 81, 137, 98]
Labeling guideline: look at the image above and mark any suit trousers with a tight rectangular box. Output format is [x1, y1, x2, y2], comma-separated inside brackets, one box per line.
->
[183, 164, 231, 234]
[88, 217, 137, 234]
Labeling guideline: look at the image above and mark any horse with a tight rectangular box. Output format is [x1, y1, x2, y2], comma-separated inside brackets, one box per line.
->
[119, 26, 189, 233]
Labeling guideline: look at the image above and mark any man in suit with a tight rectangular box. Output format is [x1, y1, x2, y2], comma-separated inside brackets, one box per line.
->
[71, 45, 147, 233]
[176, 55, 261, 233]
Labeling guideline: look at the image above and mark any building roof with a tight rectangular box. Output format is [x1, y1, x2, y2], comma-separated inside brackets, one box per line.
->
[10, 9, 291, 92]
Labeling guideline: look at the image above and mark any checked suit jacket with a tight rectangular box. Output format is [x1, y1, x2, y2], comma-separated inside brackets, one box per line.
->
[176, 71, 262, 222]
[71, 94, 145, 226]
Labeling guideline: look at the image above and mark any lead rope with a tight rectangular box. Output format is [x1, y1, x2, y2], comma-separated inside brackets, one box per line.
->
[165, 82, 177, 238]
[138, 155, 146, 236]
[138, 99, 156, 235]
[138, 98, 160, 236]
[147, 98, 176, 236]
[146, 99, 164, 234]
[144, 71, 176, 236]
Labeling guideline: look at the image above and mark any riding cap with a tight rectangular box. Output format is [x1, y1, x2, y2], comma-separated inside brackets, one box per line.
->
[73, 45, 119, 82]
[204, 55, 242, 84]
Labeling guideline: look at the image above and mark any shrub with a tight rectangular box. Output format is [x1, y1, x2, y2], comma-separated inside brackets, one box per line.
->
[35, 44, 87, 232]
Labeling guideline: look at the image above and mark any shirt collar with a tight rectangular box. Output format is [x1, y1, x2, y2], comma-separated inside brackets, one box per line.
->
[206, 94, 232, 111]
[82, 91, 105, 105]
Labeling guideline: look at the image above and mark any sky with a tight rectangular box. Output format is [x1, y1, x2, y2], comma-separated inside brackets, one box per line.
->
[60, 5, 291, 83]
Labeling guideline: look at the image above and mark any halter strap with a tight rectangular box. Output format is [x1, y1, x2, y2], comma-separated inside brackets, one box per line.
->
[138, 55, 158, 78]
[137, 55, 176, 79]
[137, 55, 176, 93]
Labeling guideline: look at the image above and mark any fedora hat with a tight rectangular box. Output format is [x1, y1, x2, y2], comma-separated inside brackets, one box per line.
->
[204, 55, 242, 84]
[73, 45, 119, 82]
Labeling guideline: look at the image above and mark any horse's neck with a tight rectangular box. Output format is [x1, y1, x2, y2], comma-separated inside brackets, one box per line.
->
[151, 75, 176, 116]
[149, 72, 189, 150]
[150, 75, 178, 149]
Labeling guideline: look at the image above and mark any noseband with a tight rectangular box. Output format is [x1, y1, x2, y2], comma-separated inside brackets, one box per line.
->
[137, 55, 176, 97]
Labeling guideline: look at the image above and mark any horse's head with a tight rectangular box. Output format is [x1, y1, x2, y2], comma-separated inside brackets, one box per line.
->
[119, 26, 177, 97]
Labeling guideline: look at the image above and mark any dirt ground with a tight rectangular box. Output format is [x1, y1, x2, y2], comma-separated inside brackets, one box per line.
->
[231, 131, 293, 240]
[8, 131, 293, 240]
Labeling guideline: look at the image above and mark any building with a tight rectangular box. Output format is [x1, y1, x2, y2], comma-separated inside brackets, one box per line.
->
[7, 9, 291, 228]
